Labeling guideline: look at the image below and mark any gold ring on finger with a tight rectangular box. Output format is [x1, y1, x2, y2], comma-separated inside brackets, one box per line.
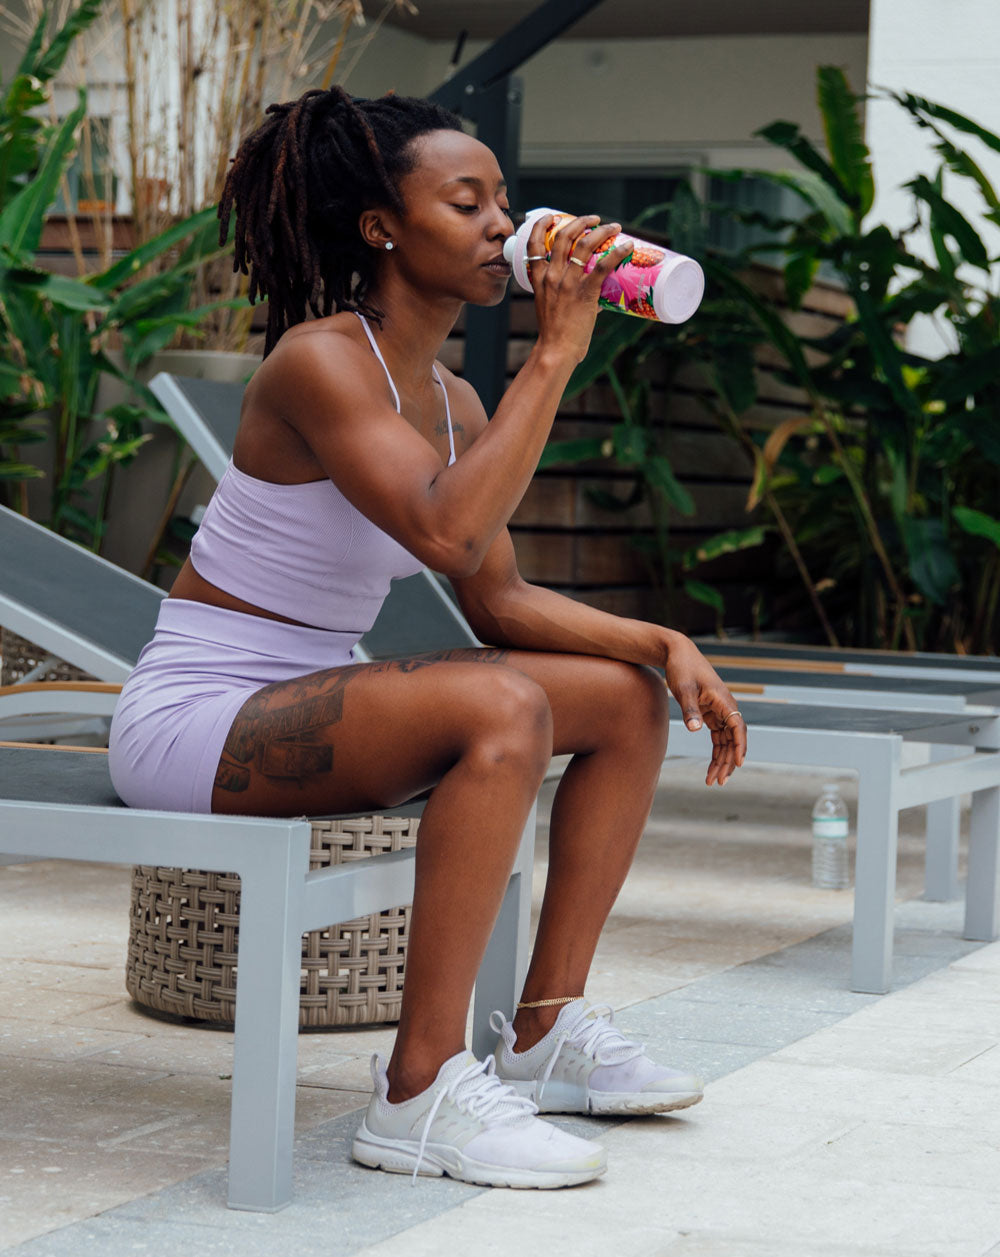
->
[568, 255, 586, 267]
[723, 710, 744, 725]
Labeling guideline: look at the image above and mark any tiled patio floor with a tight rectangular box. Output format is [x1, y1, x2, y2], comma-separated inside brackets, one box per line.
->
[2, 757, 997, 1256]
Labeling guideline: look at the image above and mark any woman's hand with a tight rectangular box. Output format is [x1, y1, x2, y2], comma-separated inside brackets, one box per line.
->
[664, 633, 748, 786]
[527, 213, 633, 363]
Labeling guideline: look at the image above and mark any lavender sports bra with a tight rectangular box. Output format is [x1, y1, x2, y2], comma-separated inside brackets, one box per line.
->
[188, 315, 456, 633]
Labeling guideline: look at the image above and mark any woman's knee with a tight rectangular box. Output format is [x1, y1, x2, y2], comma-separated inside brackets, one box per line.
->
[463, 667, 553, 779]
[605, 662, 671, 748]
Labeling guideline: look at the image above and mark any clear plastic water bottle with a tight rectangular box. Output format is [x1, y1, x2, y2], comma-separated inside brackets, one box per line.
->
[811, 783, 850, 889]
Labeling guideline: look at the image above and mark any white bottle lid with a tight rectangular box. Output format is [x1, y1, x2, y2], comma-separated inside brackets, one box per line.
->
[503, 206, 557, 293]
[651, 254, 705, 324]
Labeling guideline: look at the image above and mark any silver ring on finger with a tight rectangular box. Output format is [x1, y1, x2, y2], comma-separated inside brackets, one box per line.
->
[525, 254, 549, 263]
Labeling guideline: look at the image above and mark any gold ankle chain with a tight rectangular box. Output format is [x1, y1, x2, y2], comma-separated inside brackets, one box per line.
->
[516, 995, 583, 1009]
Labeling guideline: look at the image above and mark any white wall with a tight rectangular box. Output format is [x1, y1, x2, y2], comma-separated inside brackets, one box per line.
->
[6, 11, 869, 195]
[866, 0, 1000, 354]
[340, 29, 869, 175]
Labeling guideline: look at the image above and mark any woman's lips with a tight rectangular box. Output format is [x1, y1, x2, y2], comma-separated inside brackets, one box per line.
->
[483, 260, 512, 276]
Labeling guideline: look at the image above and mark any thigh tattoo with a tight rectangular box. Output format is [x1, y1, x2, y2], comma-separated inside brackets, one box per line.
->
[215, 672, 354, 794]
[213, 648, 512, 794]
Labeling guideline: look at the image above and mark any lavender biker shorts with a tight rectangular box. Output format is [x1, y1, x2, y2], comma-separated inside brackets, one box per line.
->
[108, 599, 359, 814]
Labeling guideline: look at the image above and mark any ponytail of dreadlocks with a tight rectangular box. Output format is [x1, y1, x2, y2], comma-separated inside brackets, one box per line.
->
[219, 88, 464, 356]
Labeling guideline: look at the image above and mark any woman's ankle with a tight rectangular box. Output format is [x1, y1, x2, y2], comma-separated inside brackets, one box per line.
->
[385, 1043, 465, 1104]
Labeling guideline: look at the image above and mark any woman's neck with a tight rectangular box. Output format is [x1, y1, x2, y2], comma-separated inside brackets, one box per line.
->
[363, 282, 462, 387]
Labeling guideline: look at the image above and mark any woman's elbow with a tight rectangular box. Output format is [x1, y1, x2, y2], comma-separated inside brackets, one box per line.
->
[419, 531, 489, 579]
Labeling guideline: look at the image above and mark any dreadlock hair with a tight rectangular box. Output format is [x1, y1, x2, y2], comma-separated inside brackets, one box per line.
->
[219, 88, 464, 356]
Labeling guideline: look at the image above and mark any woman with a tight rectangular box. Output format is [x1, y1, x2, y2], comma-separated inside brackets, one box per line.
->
[109, 88, 747, 1190]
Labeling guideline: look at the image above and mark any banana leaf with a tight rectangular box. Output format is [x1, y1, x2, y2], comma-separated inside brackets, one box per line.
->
[901, 516, 959, 604]
[953, 506, 1000, 549]
[888, 91, 1000, 157]
[0, 91, 85, 259]
[537, 438, 608, 470]
[907, 174, 990, 269]
[643, 455, 694, 516]
[28, 0, 105, 83]
[932, 346, 1000, 404]
[3, 266, 110, 312]
[683, 579, 725, 617]
[0, 76, 49, 199]
[852, 288, 923, 421]
[755, 119, 849, 204]
[817, 66, 874, 217]
[563, 316, 651, 399]
[94, 205, 219, 291]
[683, 526, 768, 569]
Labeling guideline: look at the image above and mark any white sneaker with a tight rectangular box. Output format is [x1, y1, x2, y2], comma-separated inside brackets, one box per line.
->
[492, 1000, 704, 1116]
[351, 1050, 607, 1188]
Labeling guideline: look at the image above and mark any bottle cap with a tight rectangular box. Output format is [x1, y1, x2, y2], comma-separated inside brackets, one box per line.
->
[651, 255, 705, 324]
[506, 206, 557, 293]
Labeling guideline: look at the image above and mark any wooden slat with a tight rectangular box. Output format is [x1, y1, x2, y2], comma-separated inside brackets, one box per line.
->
[0, 741, 109, 753]
[704, 654, 847, 674]
[0, 681, 121, 697]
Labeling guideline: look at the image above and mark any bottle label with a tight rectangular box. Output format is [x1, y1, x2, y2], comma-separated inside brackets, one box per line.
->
[812, 819, 848, 840]
[544, 214, 665, 322]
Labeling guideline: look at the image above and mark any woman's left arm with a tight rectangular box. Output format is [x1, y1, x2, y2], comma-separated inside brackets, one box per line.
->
[451, 528, 748, 785]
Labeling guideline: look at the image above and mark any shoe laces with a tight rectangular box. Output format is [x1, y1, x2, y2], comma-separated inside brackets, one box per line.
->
[411, 1055, 536, 1184]
[537, 1003, 643, 1106]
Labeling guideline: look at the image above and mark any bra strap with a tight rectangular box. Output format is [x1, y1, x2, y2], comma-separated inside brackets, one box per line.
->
[356, 312, 456, 466]
[432, 365, 457, 467]
[356, 312, 401, 413]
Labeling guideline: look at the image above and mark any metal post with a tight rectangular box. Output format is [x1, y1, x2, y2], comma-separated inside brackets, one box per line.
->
[428, 0, 606, 415]
[461, 75, 522, 416]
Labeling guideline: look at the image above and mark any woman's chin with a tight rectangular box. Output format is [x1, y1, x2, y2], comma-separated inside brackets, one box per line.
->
[469, 280, 512, 309]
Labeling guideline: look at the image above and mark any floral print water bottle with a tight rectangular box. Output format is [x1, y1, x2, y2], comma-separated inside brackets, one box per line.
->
[503, 206, 705, 324]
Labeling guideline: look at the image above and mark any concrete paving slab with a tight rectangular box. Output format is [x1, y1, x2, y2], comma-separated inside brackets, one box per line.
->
[1, 762, 995, 1257]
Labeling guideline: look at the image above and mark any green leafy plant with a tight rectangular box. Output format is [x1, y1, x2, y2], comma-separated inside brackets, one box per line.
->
[701, 67, 1000, 651]
[0, 74, 238, 548]
[564, 66, 1000, 651]
[540, 191, 779, 628]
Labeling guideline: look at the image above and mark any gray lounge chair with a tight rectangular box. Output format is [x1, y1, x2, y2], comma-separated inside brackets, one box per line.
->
[0, 742, 533, 1210]
[0, 505, 533, 1209]
[144, 372, 1000, 994]
[5, 379, 1000, 996]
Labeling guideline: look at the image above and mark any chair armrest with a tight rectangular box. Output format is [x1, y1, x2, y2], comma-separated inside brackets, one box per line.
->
[0, 681, 121, 718]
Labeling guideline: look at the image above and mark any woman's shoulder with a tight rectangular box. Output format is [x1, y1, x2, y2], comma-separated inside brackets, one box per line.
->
[250, 316, 388, 411]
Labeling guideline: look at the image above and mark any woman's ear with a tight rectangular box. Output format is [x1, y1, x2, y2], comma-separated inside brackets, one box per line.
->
[359, 209, 397, 252]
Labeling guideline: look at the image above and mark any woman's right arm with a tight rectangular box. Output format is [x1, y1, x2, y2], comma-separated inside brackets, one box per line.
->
[266, 215, 632, 578]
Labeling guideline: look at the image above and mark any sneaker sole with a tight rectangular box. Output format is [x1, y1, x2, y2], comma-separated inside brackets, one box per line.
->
[507, 1079, 704, 1116]
[351, 1121, 606, 1189]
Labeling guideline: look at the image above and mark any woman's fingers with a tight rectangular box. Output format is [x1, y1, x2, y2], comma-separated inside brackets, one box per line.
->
[699, 692, 747, 786]
[546, 214, 600, 265]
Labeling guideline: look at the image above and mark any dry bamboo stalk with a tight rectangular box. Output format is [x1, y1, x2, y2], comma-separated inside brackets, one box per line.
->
[120, 0, 142, 246]
[321, 7, 354, 89]
[277, 0, 316, 101]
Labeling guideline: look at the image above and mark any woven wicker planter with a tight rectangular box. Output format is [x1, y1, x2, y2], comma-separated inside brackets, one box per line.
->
[126, 813, 419, 1028]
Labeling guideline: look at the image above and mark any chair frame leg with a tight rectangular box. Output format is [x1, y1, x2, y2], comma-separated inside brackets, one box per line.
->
[227, 836, 309, 1213]
[965, 784, 1000, 942]
[850, 738, 902, 995]
[925, 742, 962, 901]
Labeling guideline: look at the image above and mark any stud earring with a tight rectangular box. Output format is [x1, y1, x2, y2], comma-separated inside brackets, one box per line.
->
[384, 241, 394, 251]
